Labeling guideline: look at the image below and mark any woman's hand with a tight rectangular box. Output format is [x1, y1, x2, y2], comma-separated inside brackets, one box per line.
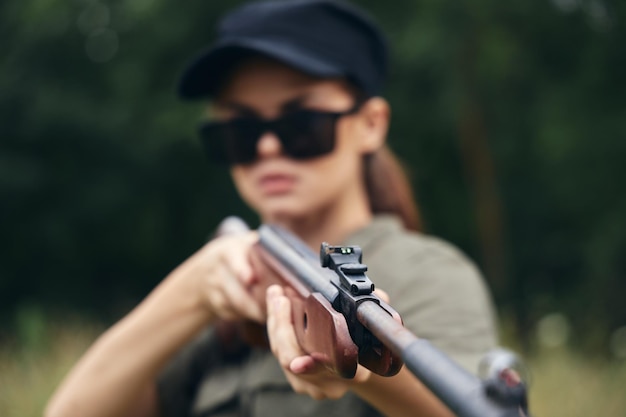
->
[265, 285, 453, 417]
[265, 285, 372, 400]
[45, 232, 265, 417]
[183, 231, 266, 324]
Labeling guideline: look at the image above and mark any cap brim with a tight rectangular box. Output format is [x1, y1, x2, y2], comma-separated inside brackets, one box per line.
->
[177, 38, 344, 100]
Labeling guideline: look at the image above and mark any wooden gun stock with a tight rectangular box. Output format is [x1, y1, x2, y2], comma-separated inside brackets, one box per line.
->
[215, 217, 531, 417]
[250, 243, 359, 377]
[215, 216, 402, 378]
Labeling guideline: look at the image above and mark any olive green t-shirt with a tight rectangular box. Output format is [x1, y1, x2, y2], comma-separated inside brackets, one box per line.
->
[157, 215, 498, 417]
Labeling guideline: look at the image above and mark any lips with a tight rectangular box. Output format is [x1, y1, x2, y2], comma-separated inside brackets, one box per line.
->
[258, 173, 297, 195]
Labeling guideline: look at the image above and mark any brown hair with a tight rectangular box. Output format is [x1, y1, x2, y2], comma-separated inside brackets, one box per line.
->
[363, 145, 421, 231]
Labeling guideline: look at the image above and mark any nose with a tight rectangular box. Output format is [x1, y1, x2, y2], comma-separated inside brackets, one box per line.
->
[256, 131, 283, 159]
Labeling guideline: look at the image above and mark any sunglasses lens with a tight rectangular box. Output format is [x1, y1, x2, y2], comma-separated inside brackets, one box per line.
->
[200, 119, 261, 164]
[199, 109, 342, 164]
[276, 111, 337, 159]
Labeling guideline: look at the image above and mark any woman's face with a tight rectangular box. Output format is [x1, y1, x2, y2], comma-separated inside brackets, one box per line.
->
[212, 56, 383, 224]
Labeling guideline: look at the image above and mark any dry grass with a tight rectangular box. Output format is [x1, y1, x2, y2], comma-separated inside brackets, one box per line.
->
[0, 319, 102, 417]
[527, 347, 626, 416]
[1, 319, 625, 417]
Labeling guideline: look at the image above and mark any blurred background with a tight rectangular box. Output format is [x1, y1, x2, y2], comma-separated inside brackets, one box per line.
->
[1, 0, 625, 416]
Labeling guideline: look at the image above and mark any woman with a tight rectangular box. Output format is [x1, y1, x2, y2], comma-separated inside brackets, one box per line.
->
[46, 1, 497, 416]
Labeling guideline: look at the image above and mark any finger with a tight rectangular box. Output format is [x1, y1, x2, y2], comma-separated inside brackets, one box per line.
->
[289, 355, 317, 374]
[285, 371, 347, 400]
[203, 264, 229, 310]
[215, 233, 264, 321]
[266, 285, 307, 368]
[373, 287, 390, 303]
[202, 257, 263, 322]
[221, 232, 258, 286]
[220, 268, 264, 322]
[203, 264, 244, 321]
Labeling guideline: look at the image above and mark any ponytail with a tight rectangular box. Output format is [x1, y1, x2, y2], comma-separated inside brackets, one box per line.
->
[364, 145, 421, 231]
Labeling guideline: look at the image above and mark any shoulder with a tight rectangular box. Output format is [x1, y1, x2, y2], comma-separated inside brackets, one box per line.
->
[345, 215, 482, 285]
[345, 215, 499, 372]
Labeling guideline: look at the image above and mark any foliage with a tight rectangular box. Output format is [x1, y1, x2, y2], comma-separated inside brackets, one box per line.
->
[0, 317, 103, 417]
[528, 346, 626, 416]
[1, 0, 624, 354]
[1, 319, 625, 417]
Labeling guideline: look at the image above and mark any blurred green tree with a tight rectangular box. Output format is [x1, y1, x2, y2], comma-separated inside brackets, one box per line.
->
[1, 0, 624, 353]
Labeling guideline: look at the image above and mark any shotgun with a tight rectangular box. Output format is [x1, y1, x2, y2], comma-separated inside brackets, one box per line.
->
[218, 217, 530, 417]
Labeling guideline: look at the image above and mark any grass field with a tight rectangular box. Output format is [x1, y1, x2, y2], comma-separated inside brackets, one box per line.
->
[1, 318, 625, 417]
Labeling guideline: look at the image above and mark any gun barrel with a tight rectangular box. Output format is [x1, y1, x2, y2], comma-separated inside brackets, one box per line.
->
[356, 301, 525, 417]
[254, 219, 528, 416]
[259, 225, 340, 302]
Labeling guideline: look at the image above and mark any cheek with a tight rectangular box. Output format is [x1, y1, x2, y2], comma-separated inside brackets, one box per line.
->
[322, 128, 364, 180]
[230, 167, 256, 206]
[301, 148, 363, 201]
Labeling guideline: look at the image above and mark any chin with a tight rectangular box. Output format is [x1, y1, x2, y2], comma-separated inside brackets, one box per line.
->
[255, 197, 312, 224]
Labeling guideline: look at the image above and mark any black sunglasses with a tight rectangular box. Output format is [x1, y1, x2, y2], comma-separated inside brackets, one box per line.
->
[198, 104, 362, 165]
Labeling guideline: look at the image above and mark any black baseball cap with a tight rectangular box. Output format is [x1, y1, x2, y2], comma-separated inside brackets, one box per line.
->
[177, 0, 388, 100]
